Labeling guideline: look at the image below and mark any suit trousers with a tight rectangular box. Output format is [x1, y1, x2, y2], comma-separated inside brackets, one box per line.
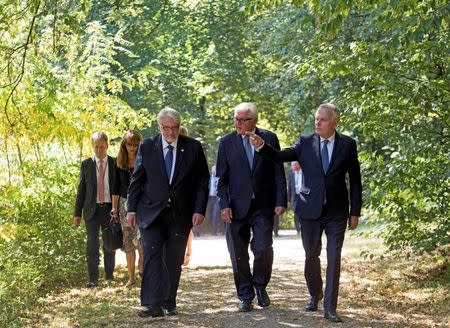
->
[139, 207, 190, 309]
[300, 208, 347, 312]
[85, 204, 116, 282]
[226, 202, 274, 301]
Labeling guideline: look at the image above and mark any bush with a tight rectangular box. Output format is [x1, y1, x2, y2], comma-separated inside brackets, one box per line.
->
[0, 160, 86, 326]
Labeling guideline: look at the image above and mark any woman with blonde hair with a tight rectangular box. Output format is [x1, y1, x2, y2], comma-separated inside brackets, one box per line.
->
[111, 130, 144, 287]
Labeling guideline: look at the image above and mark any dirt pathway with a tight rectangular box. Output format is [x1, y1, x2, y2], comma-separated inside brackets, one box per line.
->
[33, 231, 446, 327]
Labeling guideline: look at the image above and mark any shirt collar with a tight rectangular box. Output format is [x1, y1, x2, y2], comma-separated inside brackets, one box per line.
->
[320, 132, 336, 144]
[162, 137, 178, 149]
[93, 155, 107, 162]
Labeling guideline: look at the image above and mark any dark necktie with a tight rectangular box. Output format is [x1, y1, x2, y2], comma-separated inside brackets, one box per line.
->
[321, 139, 329, 173]
[243, 136, 253, 169]
[165, 144, 174, 181]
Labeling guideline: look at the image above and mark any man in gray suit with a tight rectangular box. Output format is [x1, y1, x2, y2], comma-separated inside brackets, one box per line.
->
[74, 132, 116, 288]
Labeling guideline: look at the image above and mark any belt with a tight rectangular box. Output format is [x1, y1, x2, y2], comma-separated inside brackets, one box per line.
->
[96, 203, 111, 207]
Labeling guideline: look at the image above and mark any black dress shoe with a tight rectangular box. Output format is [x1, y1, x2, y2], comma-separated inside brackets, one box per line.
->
[138, 306, 164, 318]
[86, 281, 98, 288]
[324, 310, 343, 323]
[304, 292, 323, 311]
[256, 289, 270, 308]
[163, 307, 178, 316]
[238, 300, 253, 312]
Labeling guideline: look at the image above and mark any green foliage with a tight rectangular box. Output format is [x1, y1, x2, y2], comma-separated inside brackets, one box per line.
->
[246, 0, 449, 255]
[0, 1, 449, 324]
[0, 160, 85, 326]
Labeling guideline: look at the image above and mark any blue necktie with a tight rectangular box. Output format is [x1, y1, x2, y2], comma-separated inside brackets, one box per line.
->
[244, 136, 253, 169]
[165, 144, 174, 181]
[321, 139, 329, 174]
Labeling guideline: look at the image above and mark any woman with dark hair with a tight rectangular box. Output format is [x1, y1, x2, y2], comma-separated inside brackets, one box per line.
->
[111, 130, 144, 287]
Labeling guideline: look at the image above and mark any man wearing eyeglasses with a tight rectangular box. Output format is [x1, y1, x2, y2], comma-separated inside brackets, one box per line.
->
[216, 102, 287, 312]
[127, 107, 209, 318]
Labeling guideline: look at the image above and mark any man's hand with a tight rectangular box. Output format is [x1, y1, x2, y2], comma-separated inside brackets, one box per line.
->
[73, 216, 81, 228]
[192, 213, 205, 226]
[220, 207, 233, 224]
[348, 216, 359, 230]
[245, 131, 264, 148]
[274, 206, 286, 216]
[127, 213, 136, 229]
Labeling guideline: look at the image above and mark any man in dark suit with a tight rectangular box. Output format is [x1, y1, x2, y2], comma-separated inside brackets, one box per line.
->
[287, 161, 303, 235]
[248, 103, 362, 323]
[216, 102, 287, 312]
[127, 107, 209, 318]
[74, 132, 116, 288]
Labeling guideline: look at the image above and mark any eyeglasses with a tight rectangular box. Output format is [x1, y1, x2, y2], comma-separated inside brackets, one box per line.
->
[233, 117, 254, 123]
[160, 125, 180, 132]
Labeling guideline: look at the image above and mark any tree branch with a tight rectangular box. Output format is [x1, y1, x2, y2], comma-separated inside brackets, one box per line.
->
[3, 1, 41, 127]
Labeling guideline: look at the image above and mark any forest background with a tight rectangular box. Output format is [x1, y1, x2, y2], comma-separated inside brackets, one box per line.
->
[0, 0, 448, 326]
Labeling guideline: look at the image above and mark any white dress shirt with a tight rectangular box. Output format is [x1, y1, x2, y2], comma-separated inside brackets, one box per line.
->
[93, 156, 111, 203]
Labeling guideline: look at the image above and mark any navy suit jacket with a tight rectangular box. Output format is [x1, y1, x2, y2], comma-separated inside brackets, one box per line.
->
[127, 134, 209, 229]
[216, 127, 287, 220]
[261, 132, 362, 220]
[74, 155, 115, 221]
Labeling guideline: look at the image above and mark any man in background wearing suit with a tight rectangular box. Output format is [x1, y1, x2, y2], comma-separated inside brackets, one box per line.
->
[127, 107, 209, 318]
[288, 161, 303, 235]
[207, 165, 223, 235]
[74, 132, 116, 288]
[216, 102, 287, 312]
[248, 103, 362, 323]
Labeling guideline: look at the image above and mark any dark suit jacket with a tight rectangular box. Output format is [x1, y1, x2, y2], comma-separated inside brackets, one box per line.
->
[261, 132, 362, 220]
[216, 127, 287, 220]
[74, 156, 115, 221]
[127, 134, 209, 229]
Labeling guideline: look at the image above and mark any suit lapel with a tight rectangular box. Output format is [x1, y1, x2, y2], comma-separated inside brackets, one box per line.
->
[107, 156, 114, 187]
[234, 132, 252, 174]
[251, 128, 262, 173]
[312, 134, 322, 173]
[172, 136, 185, 184]
[154, 135, 169, 182]
[90, 158, 97, 200]
[327, 131, 341, 173]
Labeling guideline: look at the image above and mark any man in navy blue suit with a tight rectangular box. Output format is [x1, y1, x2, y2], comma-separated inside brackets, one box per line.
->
[216, 102, 287, 312]
[248, 103, 362, 323]
[127, 107, 209, 318]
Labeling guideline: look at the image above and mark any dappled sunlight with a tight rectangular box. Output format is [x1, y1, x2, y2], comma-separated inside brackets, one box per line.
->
[21, 236, 447, 327]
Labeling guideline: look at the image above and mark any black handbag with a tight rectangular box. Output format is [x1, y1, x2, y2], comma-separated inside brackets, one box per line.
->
[103, 218, 123, 250]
